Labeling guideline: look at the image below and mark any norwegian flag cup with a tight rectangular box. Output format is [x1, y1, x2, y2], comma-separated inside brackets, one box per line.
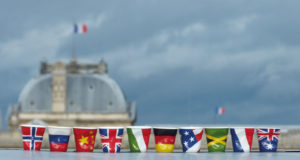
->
[230, 128, 254, 152]
[20, 124, 46, 151]
[99, 127, 124, 153]
[257, 128, 280, 152]
[126, 126, 152, 152]
[179, 127, 204, 153]
[48, 126, 72, 152]
[73, 127, 97, 152]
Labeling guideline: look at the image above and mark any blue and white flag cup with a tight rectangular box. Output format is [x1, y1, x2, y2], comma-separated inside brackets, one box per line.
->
[48, 126, 72, 152]
[179, 127, 204, 153]
[230, 128, 254, 152]
[257, 128, 280, 152]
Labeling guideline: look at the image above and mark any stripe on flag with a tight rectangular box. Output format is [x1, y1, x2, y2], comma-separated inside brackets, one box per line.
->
[216, 107, 225, 115]
[74, 23, 87, 34]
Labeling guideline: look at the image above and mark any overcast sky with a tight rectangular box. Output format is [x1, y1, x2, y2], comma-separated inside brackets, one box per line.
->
[1, 0, 300, 129]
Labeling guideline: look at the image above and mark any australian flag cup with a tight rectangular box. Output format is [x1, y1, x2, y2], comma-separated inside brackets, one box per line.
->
[20, 124, 46, 151]
[99, 127, 124, 153]
[48, 126, 72, 152]
[179, 127, 203, 153]
[257, 128, 280, 152]
[230, 128, 254, 152]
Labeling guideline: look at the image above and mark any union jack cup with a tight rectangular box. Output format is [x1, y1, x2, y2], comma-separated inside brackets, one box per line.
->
[99, 127, 124, 153]
[257, 128, 280, 152]
[20, 124, 46, 151]
[179, 127, 204, 153]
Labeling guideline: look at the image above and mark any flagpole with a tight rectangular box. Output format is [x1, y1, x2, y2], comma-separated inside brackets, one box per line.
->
[72, 23, 77, 60]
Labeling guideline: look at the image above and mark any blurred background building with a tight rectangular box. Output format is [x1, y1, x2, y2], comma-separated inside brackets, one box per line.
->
[6, 59, 136, 131]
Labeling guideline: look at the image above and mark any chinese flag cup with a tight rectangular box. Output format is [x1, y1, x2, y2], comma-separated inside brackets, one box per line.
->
[179, 127, 204, 153]
[99, 127, 124, 153]
[126, 126, 152, 152]
[153, 127, 177, 153]
[73, 127, 97, 152]
[230, 128, 254, 152]
[48, 126, 72, 152]
[205, 128, 229, 152]
[257, 128, 280, 152]
[20, 124, 46, 151]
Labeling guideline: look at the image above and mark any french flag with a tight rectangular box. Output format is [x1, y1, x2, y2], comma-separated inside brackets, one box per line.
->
[74, 23, 88, 34]
[48, 127, 72, 152]
[230, 128, 254, 152]
[216, 107, 226, 115]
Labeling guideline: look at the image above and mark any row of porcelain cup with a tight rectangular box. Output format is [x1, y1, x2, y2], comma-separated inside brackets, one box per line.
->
[20, 124, 280, 153]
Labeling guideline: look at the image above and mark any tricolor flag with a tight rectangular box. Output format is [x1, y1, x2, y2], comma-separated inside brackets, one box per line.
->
[216, 107, 226, 115]
[230, 128, 254, 152]
[153, 127, 177, 152]
[127, 126, 152, 152]
[74, 23, 88, 34]
[48, 126, 72, 152]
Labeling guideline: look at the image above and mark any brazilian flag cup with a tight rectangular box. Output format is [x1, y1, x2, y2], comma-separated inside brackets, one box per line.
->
[153, 127, 177, 153]
[205, 128, 229, 152]
[127, 126, 152, 152]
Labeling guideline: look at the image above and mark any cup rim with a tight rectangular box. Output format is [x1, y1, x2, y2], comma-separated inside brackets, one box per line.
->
[256, 128, 280, 130]
[230, 127, 255, 129]
[98, 127, 124, 129]
[20, 124, 46, 128]
[73, 127, 98, 130]
[179, 127, 204, 130]
[205, 127, 229, 129]
[153, 127, 178, 130]
[126, 126, 152, 129]
[48, 126, 72, 129]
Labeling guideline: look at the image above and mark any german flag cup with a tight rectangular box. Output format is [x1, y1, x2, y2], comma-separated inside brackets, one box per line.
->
[153, 127, 177, 153]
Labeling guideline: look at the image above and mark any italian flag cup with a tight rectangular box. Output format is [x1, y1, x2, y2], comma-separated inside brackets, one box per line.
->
[153, 127, 177, 153]
[48, 126, 72, 152]
[126, 126, 152, 152]
[73, 127, 97, 152]
[205, 128, 229, 152]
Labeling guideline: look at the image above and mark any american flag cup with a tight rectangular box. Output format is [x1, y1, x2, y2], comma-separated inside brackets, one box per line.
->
[179, 127, 204, 153]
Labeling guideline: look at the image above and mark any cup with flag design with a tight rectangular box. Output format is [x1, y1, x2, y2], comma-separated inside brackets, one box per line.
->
[257, 128, 280, 152]
[99, 127, 124, 153]
[179, 127, 204, 153]
[153, 127, 177, 153]
[48, 126, 72, 152]
[127, 126, 152, 152]
[205, 127, 229, 152]
[230, 128, 254, 152]
[73, 127, 97, 152]
[20, 124, 46, 151]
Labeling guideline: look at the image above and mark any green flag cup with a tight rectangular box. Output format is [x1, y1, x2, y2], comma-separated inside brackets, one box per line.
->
[127, 126, 152, 152]
[205, 128, 229, 152]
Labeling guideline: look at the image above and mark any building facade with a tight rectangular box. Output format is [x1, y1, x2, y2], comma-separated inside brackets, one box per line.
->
[6, 60, 136, 130]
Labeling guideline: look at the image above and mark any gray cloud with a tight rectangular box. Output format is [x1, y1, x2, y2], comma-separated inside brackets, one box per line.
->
[1, 0, 300, 129]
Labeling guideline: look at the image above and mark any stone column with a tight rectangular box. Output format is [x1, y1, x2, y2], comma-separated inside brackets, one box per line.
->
[52, 62, 66, 112]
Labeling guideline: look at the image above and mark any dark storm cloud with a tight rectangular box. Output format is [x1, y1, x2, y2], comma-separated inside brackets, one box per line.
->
[1, 0, 300, 129]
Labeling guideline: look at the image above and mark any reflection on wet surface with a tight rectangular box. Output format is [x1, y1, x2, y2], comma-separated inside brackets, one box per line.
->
[1, 149, 300, 160]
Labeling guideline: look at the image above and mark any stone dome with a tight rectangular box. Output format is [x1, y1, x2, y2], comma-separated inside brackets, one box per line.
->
[18, 74, 128, 113]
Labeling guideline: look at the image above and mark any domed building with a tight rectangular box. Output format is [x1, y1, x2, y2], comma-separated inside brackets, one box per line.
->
[6, 60, 136, 130]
